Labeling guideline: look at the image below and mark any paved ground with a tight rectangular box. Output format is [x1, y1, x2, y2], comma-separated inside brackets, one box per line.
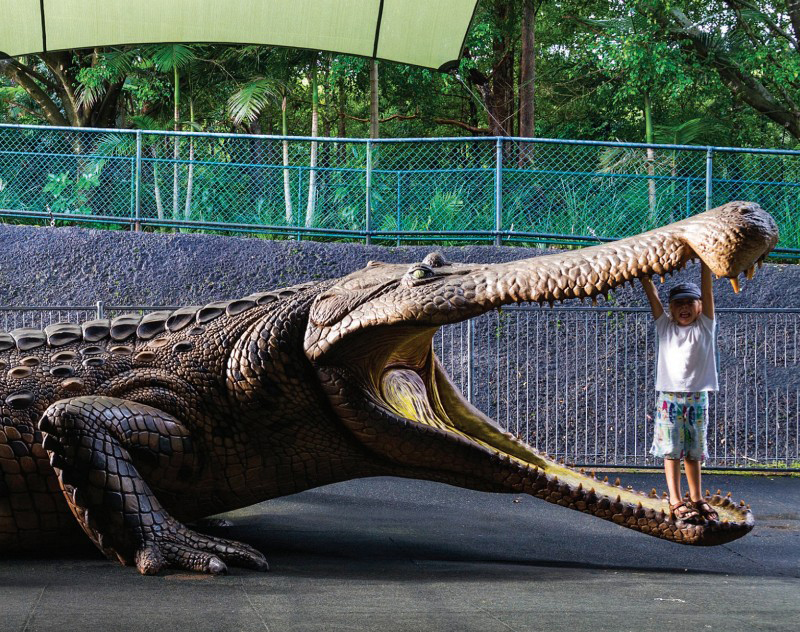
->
[1, 473, 798, 632]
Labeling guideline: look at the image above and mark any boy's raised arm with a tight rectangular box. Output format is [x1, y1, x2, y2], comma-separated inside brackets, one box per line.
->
[639, 276, 664, 320]
[701, 262, 715, 320]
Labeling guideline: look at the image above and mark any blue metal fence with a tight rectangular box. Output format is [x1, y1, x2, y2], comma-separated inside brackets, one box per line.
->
[0, 123, 798, 257]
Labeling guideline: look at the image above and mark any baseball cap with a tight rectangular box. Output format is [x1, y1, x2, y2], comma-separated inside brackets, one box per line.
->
[669, 282, 701, 302]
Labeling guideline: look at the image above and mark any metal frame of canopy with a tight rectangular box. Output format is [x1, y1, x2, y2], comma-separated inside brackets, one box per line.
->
[0, 0, 480, 70]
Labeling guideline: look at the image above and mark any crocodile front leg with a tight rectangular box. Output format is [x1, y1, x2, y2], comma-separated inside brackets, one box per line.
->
[38, 396, 269, 575]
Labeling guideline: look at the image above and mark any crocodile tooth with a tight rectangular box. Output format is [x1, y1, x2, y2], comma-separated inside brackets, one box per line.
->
[136, 311, 172, 340]
[44, 322, 82, 347]
[196, 301, 230, 324]
[730, 278, 740, 293]
[10, 328, 46, 351]
[110, 315, 142, 341]
[81, 319, 111, 342]
[166, 307, 202, 333]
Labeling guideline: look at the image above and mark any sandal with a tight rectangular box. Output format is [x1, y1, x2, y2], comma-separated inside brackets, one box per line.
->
[670, 501, 701, 524]
[691, 499, 719, 522]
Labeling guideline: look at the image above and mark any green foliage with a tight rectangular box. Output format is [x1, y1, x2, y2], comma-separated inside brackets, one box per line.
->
[42, 163, 103, 214]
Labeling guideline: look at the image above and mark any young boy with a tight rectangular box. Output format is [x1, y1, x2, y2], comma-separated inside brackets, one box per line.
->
[640, 263, 719, 524]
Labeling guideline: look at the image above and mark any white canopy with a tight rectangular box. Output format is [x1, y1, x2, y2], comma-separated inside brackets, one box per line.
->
[0, 0, 479, 70]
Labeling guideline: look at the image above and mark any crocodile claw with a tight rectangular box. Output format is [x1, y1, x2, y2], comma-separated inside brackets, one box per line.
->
[131, 518, 268, 575]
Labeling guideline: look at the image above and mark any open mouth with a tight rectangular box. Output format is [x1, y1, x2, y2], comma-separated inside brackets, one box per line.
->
[321, 319, 755, 547]
[309, 202, 779, 546]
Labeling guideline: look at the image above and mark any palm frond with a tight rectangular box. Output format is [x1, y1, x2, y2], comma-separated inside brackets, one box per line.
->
[227, 78, 281, 124]
[76, 83, 107, 109]
[128, 114, 165, 130]
[145, 44, 199, 72]
[654, 117, 724, 145]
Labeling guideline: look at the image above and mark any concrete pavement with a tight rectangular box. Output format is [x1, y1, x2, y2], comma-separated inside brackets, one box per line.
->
[1, 472, 798, 632]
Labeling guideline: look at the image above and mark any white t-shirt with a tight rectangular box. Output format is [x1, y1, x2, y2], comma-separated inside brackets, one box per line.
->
[655, 312, 718, 392]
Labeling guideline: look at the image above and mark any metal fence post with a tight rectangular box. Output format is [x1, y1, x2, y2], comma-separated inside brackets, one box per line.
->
[705, 147, 714, 211]
[134, 130, 142, 231]
[466, 318, 475, 404]
[365, 139, 373, 245]
[495, 138, 503, 247]
[396, 171, 402, 247]
[96, 301, 105, 320]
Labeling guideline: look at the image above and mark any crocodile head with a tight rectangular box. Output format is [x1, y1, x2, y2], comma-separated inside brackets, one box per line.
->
[305, 201, 778, 546]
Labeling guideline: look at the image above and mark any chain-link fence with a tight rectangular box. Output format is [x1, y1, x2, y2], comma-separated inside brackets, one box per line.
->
[2, 303, 797, 470]
[0, 124, 798, 257]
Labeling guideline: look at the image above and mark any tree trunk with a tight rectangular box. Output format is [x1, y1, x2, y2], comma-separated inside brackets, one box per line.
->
[183, 96, 195, 221]
[518, 0, 538, 166]
[305, 64, 319, 228]
[644, 93, 657, 223]
[337, 75, 347, 164]
[369, 59, 380, 139]
[281, 92, 293, 224]
[172, 65, 181, 221]
[152, 145, 165, 221]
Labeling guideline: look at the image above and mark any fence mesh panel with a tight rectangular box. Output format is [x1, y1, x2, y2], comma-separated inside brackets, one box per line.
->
[434, 307, 799, 469]
[1, 124, 798, 254]
[2, 304, 795, 469]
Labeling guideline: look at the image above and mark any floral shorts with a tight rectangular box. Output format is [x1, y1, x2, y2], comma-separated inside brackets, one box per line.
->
[650, 391, 709, 461]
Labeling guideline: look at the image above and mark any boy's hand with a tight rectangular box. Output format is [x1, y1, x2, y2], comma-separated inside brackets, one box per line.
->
[639, 276, 664, 320]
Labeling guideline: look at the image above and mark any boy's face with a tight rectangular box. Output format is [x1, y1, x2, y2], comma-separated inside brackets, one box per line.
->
[669, 297, 702, 326]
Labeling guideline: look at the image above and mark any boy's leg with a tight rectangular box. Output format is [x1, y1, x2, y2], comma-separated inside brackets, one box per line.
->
[664, 458, 683, 504]
[685, 458, 702, 502]
[685, 392, 709, 503]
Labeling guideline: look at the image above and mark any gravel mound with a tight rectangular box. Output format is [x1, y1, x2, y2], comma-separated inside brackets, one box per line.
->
[0, 223, 796, 308]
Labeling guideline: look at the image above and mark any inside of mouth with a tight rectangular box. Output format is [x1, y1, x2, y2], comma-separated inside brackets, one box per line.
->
[378, 343, 661, 506]
[376, 334, 748, 523]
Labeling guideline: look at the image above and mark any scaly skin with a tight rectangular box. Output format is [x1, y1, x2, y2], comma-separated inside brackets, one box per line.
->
[0, 201, 778, 574]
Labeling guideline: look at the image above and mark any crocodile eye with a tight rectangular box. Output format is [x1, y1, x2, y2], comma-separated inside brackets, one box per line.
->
[412, 269, 427, 279]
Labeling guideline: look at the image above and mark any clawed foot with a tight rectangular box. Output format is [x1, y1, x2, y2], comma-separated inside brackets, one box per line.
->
[134, 518, 269, 575]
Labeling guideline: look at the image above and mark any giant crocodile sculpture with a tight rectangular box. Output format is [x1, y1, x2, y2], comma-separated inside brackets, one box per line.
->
[0, 201, 778, 575]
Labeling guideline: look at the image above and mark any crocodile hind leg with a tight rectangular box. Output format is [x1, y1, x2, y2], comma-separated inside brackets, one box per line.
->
[38, 396, 269, 575]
